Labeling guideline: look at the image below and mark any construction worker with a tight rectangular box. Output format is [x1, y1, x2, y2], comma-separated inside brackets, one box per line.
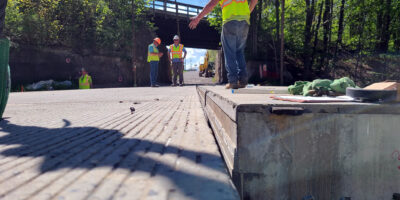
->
[147, 37, 163, 87]
[189, 0, 258, 89]
[79, 68, 93, 89]
[168, 35, 187, 87]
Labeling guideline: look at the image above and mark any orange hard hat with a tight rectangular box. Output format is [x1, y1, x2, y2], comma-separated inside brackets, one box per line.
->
[154, 37, 161, 45]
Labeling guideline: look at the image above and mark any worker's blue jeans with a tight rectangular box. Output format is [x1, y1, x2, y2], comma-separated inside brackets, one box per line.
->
[221, 20, 249, 84]
[149, 61, 158, 86]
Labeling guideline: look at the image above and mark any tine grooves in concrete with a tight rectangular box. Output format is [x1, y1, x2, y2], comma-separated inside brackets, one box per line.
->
[0, 87, 239, 200]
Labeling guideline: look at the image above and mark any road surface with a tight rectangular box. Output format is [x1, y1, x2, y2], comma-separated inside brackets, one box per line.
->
[183, 71, 215, 85]
[0, 86, 238, 200]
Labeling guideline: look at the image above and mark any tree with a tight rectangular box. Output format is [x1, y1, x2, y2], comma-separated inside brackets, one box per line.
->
[5, 0, 400, 85]
[207, 4, 222, 33]
[132, 0, 137, 86]
[392, 0, 400, 51]
[0, 0, 7, 38]
[4, 0, 153, 52]
[320, 0, 331, 70]
[280, 0, 285, 85]
[376, 0, 392, 53]
[275, 0, 280, 73]
[311, 0, 323, 70]
[335, 0, 345, 54]
[303, 0, 315, 78]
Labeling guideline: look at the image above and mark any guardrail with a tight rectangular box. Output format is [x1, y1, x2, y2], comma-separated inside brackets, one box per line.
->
[148, 0, 204, 18]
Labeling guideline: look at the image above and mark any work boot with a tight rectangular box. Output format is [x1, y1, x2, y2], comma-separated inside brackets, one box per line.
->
[225, 83, 239, 89]
[171, 83, 177, 87]
[179, 83, 184, 87]
[238, 80, 248, 88]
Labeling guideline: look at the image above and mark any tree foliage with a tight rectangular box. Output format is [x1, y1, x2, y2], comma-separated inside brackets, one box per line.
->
[5, 0, 154, 52]
[5, 0, 400, 83]
[206, 4, 222, 33]
[206, 0, 400, 82]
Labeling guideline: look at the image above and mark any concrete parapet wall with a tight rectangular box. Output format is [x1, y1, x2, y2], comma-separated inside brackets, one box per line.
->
[198, 86, 400, 200]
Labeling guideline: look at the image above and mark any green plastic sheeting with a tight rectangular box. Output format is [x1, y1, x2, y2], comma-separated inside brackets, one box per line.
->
[0, 38, 10, 119]
[0, 65, 10, 117]
[302, 82, 313, 96]
[330, 77, 356, 94]
[303, 79, 333, 96]
[288, 81, 308, 95]
[288, 77, 356, 96]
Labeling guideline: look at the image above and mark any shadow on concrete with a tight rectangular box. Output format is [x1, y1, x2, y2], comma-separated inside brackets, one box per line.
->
[0, 119, 237, 199]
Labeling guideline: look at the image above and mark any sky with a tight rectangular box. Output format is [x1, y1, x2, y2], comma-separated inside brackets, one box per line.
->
[164, 47, 207, 70]
[164, 47, 207, 71]
[184, 48, 207, 70]
[177, 0, 207, 6]
[160, 0, 207, 15]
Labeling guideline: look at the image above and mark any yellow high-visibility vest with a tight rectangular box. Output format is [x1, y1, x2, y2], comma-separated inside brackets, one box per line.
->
[147, 43, 160, 62]
[79, 74, 92, 89]
[219, 0, 250, 25]
[170, 44, 184, 59]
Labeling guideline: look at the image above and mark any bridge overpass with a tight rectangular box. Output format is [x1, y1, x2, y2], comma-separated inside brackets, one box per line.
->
[148, 0, 220, 50]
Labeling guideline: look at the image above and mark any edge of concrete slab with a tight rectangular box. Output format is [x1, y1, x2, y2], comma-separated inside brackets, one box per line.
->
[197, 85, 400, 200]
[198, 86, 400, 120]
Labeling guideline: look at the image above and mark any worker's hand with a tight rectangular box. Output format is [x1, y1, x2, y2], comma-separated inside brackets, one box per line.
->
[180, 58, 184, 62]
[159, 52, 163, 57]
[189, 16, 201, 30]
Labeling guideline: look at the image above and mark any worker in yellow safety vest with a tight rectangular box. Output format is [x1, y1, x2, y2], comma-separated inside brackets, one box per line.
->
[189, 0, 258, 89]
[168, 35, 187, 87]
[147, 37, 164, 87]
[79, 68, 93, 89]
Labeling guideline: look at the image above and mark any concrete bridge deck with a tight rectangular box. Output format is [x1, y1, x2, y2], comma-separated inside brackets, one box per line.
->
[0, 86, 238, 200]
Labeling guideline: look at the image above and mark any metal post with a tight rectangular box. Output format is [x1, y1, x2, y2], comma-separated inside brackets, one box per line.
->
[175, 0, 180, 37]
[175, 0, 177, 13]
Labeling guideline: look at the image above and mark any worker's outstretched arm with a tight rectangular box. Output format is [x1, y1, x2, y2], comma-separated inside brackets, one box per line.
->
[249, 0, 259, 13]
[189, 0, 219, 29]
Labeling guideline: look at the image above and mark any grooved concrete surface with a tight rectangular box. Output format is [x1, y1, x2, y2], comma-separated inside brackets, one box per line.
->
[0, 86, 238, 200]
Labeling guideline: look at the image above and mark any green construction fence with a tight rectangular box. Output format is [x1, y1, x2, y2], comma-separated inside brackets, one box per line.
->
[0, 38, 10, 119]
